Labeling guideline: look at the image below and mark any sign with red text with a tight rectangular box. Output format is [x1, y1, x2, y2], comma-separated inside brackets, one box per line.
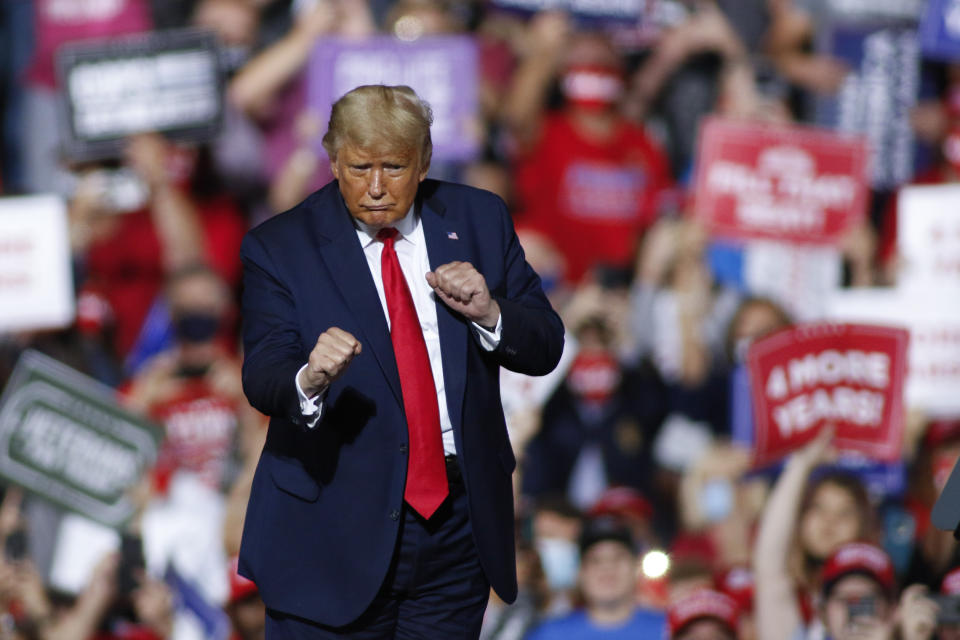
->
[747, 323, 908, 466]
[694, 118, 869, 245]
[897, 185, 960, 291]
[0, 195, 74, 332]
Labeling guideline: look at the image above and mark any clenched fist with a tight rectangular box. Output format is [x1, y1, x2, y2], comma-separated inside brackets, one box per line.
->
[425, 261, 500, 328]
[298, 328, 362, 397]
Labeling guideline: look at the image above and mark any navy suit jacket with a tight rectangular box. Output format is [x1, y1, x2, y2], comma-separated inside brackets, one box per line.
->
[238, 179, 564, 627]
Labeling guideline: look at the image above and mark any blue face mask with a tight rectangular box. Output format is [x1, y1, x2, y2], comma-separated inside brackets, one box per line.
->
[536, 537, 580, 591]
[700, 479, 734, 523]
[174, 312, 221, 344]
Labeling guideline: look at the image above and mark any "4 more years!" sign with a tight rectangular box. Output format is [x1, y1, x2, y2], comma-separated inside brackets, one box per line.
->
[747, 323, 909, 467]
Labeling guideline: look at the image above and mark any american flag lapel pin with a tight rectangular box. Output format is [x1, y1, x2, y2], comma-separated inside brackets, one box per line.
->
[447, 231, 459, 240]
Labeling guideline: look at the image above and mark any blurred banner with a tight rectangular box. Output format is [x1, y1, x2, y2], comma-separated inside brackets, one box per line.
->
[828, 289, 960, 418]
[814, 0, 922, 24]
[693, 117, 869, 245]
[920, 0, 960, 62]
[747, 323, 908, 466]
[741, 241, 842, 321]
[56, 28, 224, 161]
[0, 350, 160, 528]
[490, 0, 657, 28]
[897, 185, 960, 291]
[307, 36, 479, 163]
[0, 195, 74, 333]
[816, 24, 919, 189]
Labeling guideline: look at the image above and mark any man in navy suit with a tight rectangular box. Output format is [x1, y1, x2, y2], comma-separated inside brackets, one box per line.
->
[238, 85, 565, 638]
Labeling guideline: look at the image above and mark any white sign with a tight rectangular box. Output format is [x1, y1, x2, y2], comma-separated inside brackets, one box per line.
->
[0, 195, 74, 332]
[828, 288, 960, 417]
[743, 240, 843, 321]
[897, 185, 960, 291]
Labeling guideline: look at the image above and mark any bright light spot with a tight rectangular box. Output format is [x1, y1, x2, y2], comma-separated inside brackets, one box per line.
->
[394, 16, 423, 42]
[642, 550, 669, 579]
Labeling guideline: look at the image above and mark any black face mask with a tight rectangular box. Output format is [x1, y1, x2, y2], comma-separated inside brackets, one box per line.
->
[174, 312, 221, 343]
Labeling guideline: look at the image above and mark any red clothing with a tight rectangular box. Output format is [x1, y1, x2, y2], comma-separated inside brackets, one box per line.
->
[27, 0, 152, 89]
[85, 196, 245, 358]
[515, 113, 672, 283]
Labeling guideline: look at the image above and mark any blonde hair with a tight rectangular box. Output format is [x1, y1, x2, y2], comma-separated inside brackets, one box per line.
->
[322, 85, 433, 170]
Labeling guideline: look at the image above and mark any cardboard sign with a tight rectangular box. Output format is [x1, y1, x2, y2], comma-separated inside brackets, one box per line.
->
[747, 323, 908, 466]
[920, 0, 960, 62]
[693, 117, 869, 244]
[0, 195, 74, 332]
[816, 24, 920, 189]
[56, 28, 223, 160]
[0, 351, 161, 528]
[742, 240, 843, 321]
[897, 185, 960, 291]
[828, 288, 960, 418]
[307, 36, 479, 163]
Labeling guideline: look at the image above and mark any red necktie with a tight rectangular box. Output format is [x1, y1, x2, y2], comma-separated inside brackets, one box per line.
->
[377, 228, 448, 519]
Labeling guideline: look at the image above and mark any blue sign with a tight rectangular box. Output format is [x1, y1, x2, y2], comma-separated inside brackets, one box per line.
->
[920, 0, 960, 62]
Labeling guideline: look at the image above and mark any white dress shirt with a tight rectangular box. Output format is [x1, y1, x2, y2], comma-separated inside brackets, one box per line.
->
[295, 206, 502, 455]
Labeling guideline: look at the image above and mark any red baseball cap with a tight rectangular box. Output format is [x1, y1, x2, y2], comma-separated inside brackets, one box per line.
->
[942, 567, 960, 595]
[588, 486, 653, 521]
[821, 542, 895, 596]
[228, 556, 258, 603]
[714, 565, 754, 613]
[668, 589, 739, 636]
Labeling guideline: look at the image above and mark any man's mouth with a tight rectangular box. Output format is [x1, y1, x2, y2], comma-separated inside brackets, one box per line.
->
[364, 205, 391, 211]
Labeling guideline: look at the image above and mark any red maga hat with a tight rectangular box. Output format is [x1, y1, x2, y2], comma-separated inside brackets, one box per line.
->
[821, 542, 895, 596]
[667, 589, 739, 636]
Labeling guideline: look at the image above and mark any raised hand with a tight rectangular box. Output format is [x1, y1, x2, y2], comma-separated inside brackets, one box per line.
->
[299, 328, 362, 397]
[426, 261, 500, 328]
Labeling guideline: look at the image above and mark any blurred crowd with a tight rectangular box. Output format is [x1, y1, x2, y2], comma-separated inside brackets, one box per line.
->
[1, 0, 960, 638]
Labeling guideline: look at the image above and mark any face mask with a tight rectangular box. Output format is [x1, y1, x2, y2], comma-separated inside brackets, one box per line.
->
[174, 312, 221, 343]
[220, 44, 252, 74]
[536, 537, 580, 591]
[733, 337, 753, 364]
[562, 65, 624, 111]
[567, 350, 621, 404]
[699, 478, 734, 523]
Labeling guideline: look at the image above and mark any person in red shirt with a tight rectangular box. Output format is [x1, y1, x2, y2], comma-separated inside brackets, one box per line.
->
[505, 17, 673, 285]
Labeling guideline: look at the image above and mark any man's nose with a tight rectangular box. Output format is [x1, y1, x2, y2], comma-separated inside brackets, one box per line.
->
[367, 169, 385, 197]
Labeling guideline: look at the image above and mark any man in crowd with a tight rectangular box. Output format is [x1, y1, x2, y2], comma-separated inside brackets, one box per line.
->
[238, 84, 564, 637]
[526, 517, 667, 638]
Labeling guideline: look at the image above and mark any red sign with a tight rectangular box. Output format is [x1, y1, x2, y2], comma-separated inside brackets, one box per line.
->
[694, 117, 870, 245]
[747, 323, 909, 466]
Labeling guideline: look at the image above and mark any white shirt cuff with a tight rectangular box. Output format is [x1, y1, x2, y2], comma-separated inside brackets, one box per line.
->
[295, 363, 325, 429]
[471, 314, 502, 351]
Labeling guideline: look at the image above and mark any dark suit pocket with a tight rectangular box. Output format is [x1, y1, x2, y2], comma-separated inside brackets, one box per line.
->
[269, 456, 321, 502]
[498, 445, 517, 474]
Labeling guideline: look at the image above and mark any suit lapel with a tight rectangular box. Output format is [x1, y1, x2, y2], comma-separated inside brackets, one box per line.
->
[420, 192, 468, 436]
[313, 186, 403, 407]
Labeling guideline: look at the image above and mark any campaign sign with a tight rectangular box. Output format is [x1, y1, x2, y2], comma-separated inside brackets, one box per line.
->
[816, 24, 919, 189]
[307, 36, 479, 162]
[828, 289, 960, 418]
[747, 323, 908, 466]
[0, 351, 161, 528]
[897, 185, 960, 291]
[920, 0, 960, 62]
[56, 28, 223, 160]
[693, 117, 869, 245]
[0, 195, 74, 333]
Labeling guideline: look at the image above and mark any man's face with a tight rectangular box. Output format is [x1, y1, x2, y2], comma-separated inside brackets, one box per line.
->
[330, 143, 428, 230]
[579, 540, 636, 608]
[822, 575, 892, 640]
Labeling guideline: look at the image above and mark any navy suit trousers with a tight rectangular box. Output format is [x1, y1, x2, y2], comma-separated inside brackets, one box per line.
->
[265, 459, 490, 639]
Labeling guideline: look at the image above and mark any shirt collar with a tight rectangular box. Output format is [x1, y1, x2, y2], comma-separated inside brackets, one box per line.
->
[354, 204, 419, 248]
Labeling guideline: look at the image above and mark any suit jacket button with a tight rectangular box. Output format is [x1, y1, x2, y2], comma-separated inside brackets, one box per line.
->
[389, 509, 401, 521]
[399, 444, 408, 454]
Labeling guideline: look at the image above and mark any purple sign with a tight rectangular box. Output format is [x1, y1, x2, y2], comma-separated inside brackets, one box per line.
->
[307, 36, 479, 163]
[920, 0, 960, 62]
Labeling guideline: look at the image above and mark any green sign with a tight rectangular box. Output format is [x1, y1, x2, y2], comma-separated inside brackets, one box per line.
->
[0, 350, 161, 527]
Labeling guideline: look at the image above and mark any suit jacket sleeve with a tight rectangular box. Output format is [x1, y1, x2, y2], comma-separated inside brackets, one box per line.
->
[486, 196, 565, 376]
[239, 232, 311, 426]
